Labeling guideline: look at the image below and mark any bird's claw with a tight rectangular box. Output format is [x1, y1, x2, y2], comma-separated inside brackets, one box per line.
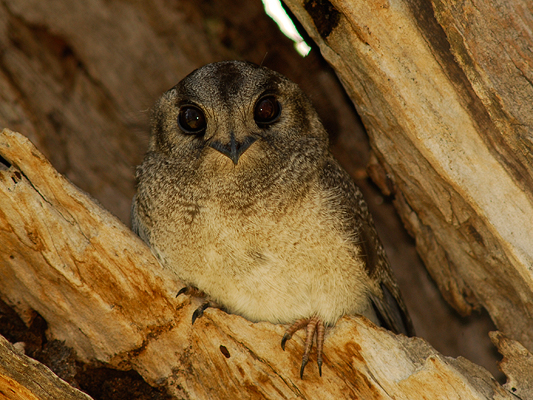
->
[176, 285, 205, 298]
[175, 286, 222, 324]
[192, 301, 211, 324]
[281, 332, 291, 351]
[300, 355, 309, 379]
[281, 317, 325, 379]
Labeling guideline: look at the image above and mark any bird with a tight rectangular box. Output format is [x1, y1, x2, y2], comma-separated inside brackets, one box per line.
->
[131, 60, 414, 378]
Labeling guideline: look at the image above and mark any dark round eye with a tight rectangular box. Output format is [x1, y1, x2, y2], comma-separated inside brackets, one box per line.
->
[254, 96, 281, 126]
[178, 106, 206, 134]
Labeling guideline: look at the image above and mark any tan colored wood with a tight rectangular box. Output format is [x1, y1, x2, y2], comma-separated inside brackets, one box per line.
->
[0, 128, 519, 399]
[0, 0, 505, 377]
[0, 335, 92, 400]
[283, 0, 533, 353]
[491, 331, 533, 399]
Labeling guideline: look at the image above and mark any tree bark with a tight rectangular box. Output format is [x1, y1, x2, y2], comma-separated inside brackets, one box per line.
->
[283, 0, 533, 352]
[0, 127, 523, 398]
[1, 0, 531, 397]
[0, 0, 506, 379]
[0, 334, 92, 400]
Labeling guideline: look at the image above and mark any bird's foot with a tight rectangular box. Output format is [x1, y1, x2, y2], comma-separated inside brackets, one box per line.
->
[176, 286, 223, 324]
[281, 316, 325, 379]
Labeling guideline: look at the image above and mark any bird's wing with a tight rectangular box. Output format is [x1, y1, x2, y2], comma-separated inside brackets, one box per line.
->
[131, 195, 151, 243]
[319, 157, 415, 336]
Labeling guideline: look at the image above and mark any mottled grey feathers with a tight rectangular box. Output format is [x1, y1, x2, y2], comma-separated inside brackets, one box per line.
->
[132, 60, 413, 337]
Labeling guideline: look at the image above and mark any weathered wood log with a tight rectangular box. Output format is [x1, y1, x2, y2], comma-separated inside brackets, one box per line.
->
[0, 0, 505, 376]
[490, 331, 533, 399]
[0, 334, 92, 400]
[283, 0, 533, 352]
[0, 127, 522, 399]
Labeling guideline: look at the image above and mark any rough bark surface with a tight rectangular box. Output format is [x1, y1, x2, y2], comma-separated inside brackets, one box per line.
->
[0, 0, 504, 379]
[490, 331, 533, 399]
[0, 128, 521, 398]
[283, 0, 533, 352]
[0, 334, 92, 400]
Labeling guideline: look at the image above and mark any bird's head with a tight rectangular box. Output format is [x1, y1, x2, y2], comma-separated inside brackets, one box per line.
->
[149, 61, 328, 180]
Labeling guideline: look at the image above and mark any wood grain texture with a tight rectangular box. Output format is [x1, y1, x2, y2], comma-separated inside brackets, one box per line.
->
[283, 0, 533, 352]
[432, 0, 533, 194]
[0, 0, 507, 377]
[0, 128, 518, 399]
[0, 335, 92, 400]
[490, 331, 533, 399]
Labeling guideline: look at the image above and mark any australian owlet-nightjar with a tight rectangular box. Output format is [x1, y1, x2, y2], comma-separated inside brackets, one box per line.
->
[132, 60, 414, 378]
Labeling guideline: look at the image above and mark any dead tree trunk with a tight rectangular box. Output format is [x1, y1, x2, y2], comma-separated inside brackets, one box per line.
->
[284, 0, 533, 352]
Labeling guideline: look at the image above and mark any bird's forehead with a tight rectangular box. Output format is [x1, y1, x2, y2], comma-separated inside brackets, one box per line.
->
[176, 62, 282, 107]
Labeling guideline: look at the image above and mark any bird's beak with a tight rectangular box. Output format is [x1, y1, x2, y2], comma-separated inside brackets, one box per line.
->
[208, 132, 257, 165]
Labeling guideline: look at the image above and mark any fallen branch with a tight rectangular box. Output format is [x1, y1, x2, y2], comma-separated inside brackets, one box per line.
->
[0, 128, 521, 398]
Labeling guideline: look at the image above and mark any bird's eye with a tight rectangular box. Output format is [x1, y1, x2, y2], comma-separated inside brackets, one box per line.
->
[254, 96, 281, 126]
[178, 106, 206, 134]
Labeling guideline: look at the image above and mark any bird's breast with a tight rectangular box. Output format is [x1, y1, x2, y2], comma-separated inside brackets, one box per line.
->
[152, 187, 374, 325]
